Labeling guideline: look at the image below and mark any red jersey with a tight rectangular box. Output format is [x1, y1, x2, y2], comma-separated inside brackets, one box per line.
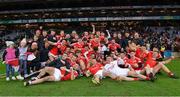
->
[135, 48, 148, 62]
[60, 69, 78, 81]
[123, 56, 129, 64]
[86, 50, 96, 59]
[147, 51, 161, 60]
[145, 59, 157, 68]
[108, 43, 120, 51]
[145, 51, 162, 68]
[57, 43, 67, 54]
[49, 46, 59, 56]
[81, 48, 87, 55]
[72, 42, 84, 49]
[125, 57, 142, 70]
[88, 63, 103, 75]
[90, 39, 100, 48]
[99, 36, 105, 42]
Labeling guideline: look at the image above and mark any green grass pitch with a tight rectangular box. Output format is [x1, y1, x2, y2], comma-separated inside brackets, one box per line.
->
[0, 59, 180, 96]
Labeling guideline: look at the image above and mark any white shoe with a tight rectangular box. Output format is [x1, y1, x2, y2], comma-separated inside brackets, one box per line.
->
[31, 77, 38, 80]
[11, 76, 16, 80]
[16, 75, 24, 80]
[6, 77, 10, 81]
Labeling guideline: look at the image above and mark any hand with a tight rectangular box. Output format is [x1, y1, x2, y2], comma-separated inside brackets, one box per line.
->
[91, 24, 95, 28]
[106, 30, 109, 32]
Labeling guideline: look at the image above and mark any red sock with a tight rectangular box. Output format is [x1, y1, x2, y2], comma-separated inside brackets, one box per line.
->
[146, 77, 150, 80]
[134, 78, 139, 81]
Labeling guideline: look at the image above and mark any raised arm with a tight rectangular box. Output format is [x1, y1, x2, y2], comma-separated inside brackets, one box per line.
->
[106, 30, 111, 39]
[92, 24, 95, 34]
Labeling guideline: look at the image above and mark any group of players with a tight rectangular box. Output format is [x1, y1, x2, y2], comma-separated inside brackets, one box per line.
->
[12, 25, 177, 86]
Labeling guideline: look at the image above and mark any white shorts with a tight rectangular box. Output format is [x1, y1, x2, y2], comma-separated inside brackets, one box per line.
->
[53, 68, 61, 81]
[95, 70, 103, 79]
[116, 68, 130, 77]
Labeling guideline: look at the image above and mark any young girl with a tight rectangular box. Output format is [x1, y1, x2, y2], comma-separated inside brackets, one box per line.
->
[18, 38, 28, 78]
[2, 41, 19, 81]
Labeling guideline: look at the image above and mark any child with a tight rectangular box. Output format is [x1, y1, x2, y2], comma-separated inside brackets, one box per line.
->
[2, 41, 19, 81]
[17, 38, 28, 78]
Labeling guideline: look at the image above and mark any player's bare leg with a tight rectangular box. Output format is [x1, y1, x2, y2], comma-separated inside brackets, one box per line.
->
[144, 65, 152, 75]
[70, 67, 75, 80]
[37, 67, 54, 79]
[143, 65, 155, 81]
[79, 60, 86, 72]
[92, 75, 101, 85]
[28, 76, 55, 85]
[161, 56, 174, 64]
[116, 76, 139, 81]
[92, 70, 105, 85]
[152, 63, 163, 75]
[128, 71, 150, 81]
[103, 70, 139, 82]
[85, 70, 91, 77]
[159, 63, 178, 78]
[103, 70, 117, 79]
[24, 67, 56, 86]
[152, 62, 178, 79]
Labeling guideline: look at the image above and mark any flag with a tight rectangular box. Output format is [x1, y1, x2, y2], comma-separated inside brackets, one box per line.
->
[7, 58, 19, 72]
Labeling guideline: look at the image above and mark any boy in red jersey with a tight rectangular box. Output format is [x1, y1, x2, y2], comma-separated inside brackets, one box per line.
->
[125, 50, 155, 81]
[71, 39, 84, 49]
[46, 39, 67, 61]
[135, 45, 149, 63]
[75, 50, 87, 73]
[108, 39, 121, 52]
[85, 59, 103, 77]
[89, 37, 100, 50]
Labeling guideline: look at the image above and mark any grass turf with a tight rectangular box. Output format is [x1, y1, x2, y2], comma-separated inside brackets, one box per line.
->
[0, 59, 180, 96]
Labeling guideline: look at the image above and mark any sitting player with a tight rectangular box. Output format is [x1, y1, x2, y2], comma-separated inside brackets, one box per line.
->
[145, 47, 178, 79]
